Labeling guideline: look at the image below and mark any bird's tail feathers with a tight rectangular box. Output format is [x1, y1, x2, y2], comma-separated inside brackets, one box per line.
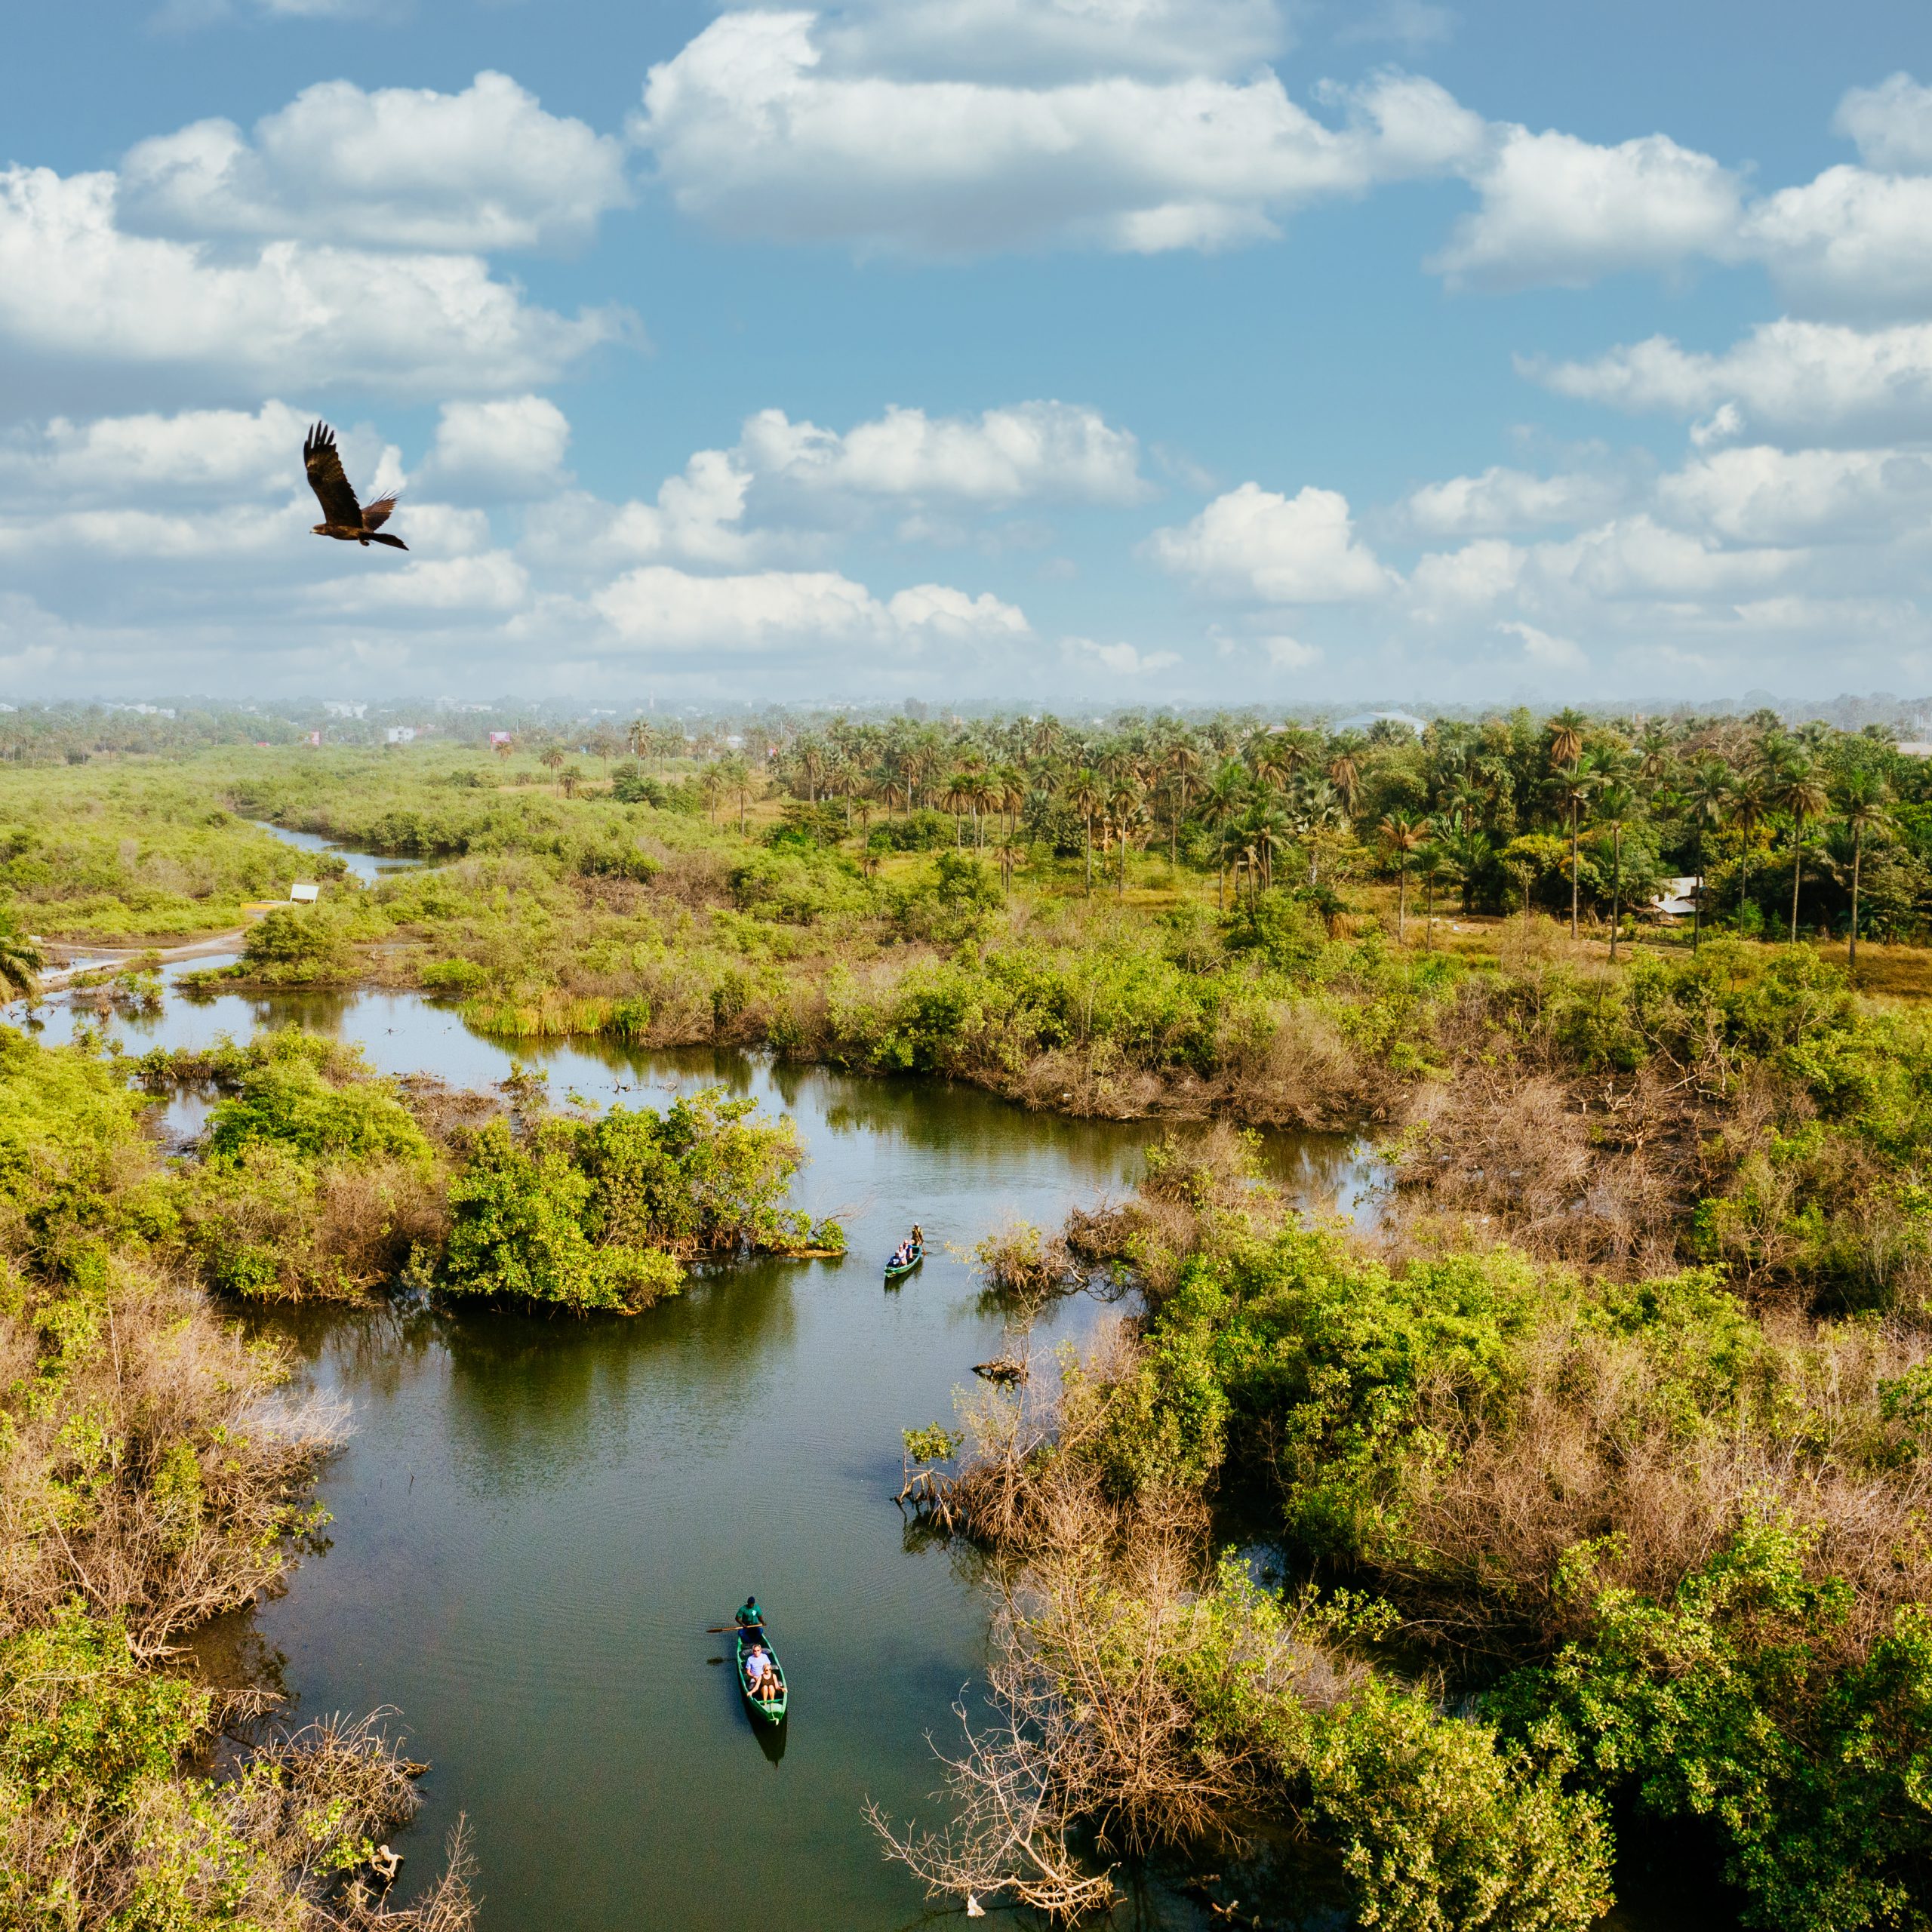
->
[368, 532, 408, 551]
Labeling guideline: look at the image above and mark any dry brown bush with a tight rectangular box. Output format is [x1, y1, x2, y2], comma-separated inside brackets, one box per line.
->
[1216, 999, 1390, 1129]
[2, 1706, 477, 1932]
[1386, 1304, 1932, 1656]
[0, 1260, 341, 1652]
[968, 1219, 1080, 1306]
[645, 846, 733, 910]
[873, 1415, 1355, 1919]
[1388, 1069, 1687, 1275]
[173, 1149, 450, 1302]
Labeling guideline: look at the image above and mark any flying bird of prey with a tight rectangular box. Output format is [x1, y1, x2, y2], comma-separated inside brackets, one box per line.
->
[303, 422, 407, 550]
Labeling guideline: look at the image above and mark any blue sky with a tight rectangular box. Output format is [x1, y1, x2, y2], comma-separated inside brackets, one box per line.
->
[4, 0, 1932, 708]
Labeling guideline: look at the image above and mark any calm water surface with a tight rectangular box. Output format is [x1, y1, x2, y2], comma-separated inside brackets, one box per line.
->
[26, 958, 1377, 1931]
[248, 819, 426, 884]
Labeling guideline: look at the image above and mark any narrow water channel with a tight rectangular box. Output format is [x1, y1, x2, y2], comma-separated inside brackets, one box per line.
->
[24, 955, 1374, 1932]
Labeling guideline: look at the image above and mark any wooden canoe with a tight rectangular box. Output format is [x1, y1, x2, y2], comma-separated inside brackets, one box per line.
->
[735, 1629, 787, 1723]
[883, 1240, 924, 1282]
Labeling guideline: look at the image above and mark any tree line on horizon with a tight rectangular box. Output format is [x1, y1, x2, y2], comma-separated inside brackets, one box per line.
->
[683, 705, 1926, 953]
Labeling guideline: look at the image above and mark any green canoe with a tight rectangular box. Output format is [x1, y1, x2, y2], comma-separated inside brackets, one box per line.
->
[883, 1239, 924, 1283]
[735, 1629, 787, 1724]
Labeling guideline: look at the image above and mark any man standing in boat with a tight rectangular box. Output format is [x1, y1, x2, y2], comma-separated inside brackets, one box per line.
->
[736, 1595, 764, 1635]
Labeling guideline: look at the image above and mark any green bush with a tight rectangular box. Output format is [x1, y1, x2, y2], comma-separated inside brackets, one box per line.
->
[866, 808, 957, 852]
[202, 1059, 429, 1166]
[441, 1087, 804, 1312]
[1309, 1679, 1612, 1932]
[0, 1605, 206, 1815]
[1494, 1515, 1932, 1932]
[237, 906, 354, 982]
[728, 848, 873, 925]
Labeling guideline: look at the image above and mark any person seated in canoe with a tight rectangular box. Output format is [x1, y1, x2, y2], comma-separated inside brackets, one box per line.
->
[889, 1238, 913, 1269]
[736, 1595, 764, 1634]
[744, 1636, 779, 1699]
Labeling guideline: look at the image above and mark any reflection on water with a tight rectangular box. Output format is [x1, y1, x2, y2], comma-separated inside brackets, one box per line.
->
[19, 908, 1395, 1930]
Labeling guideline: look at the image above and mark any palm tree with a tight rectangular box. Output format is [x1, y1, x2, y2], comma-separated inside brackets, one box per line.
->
[1065, 768, 1104, 894]
[1380, 812, 1423, 943]
[1727, 771, 1770, 930]
[1772, 758, 1831, 941]
[0, 910, 45, 1001]
[1165, 738, 1203, 868]
[1249, 798, 1292, 894]
[540, 745, 565, 780]
[1297, 781, 1340, 885]
[1553, 753, 1601, 937]
[1595, 781, 1636, 961]
[1415, 838, 1449, 951]
[1684, 758, 1731, 950]
[1107, 777, 1140, 896]
[1201, 760, 1247, 912]
[718, 752, 753, 834]
[560, 762, 585, 800]
[1248, 732, 1293, 797]
[1324, 743, 1362, 821]
[1838, 769, 1892, 971]
[968, 771, 1001, 851]
[941, 774, 974, 849]
[1636, 722, 1675, 790]
[994, 837, 1025, 899]
[1546, 707, 1586, 772]
[797, 742, 828, 804]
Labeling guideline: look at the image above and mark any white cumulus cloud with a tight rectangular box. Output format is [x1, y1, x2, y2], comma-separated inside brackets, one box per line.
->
[423, 396, 573, 499]
[592, 563, 1027, 652]
[1834, 72, 1932, 174]
[121, 73, 630, 254]
[0, 166, 629, 401]
[1432, 125, 1743, 290]
[1738, 168, 1932, 319]
[1654, 444, 1932, 544]
[739, 400, 1147, 504]
[0, 400, 306, 506]
[1147, 481, 1391, 601]
[1533, 319, 1932, 445]
[522, 399, 1145, 572]
[1063, 635, 1179, 675]
[633, 12, 1484, 256]
[1402, 463, 1626, 537]
[1496, 620, 1588, 672]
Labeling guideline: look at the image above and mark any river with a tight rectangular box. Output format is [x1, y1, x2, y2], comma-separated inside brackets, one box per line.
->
[23, 948, 1380, 1932]
[9, 814, 1710, 1929]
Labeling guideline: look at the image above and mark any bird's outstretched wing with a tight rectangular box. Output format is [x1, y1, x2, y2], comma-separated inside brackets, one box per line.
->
[361, 494, 400, 531]
[303, 423, 362, 527]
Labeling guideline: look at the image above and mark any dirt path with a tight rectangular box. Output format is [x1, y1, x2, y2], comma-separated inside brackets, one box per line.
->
[35, 925, 254, 992]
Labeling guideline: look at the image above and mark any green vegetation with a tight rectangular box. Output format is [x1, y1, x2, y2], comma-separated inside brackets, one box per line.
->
[443, 1087, 817, 1312]
[898, 1112, 1932, 1928]
[11, 704, 1932, 1927]
[0, 761, 344, 940]
[0, 1014, 475, 1927]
